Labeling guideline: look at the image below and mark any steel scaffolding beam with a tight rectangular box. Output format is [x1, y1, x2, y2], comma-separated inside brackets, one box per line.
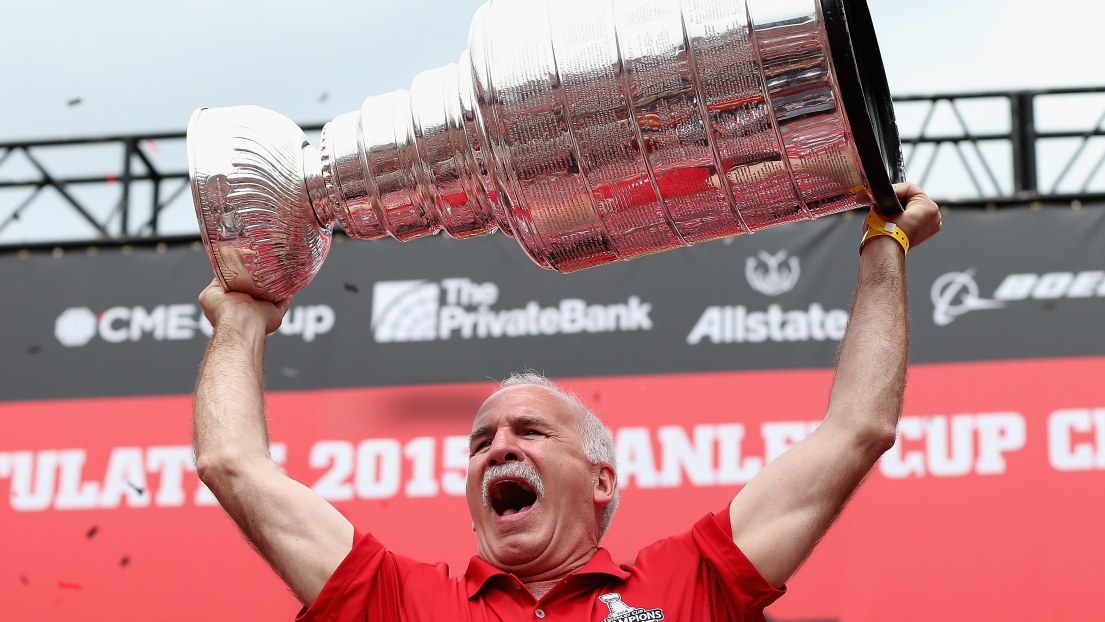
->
[894, 86, 1105, 207]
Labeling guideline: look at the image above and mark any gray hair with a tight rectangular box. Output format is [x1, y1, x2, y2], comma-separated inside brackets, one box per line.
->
[499, 372, 619, 539]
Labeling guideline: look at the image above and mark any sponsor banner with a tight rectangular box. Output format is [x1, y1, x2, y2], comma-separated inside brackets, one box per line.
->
[1, 204, 1104, 401]
[2, 357, 1105, 621]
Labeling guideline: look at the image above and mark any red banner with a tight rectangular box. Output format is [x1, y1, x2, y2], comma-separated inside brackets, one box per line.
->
[3, 356, 1105, 620]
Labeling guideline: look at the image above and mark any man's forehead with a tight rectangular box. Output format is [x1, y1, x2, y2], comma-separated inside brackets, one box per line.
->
[471, 384, 579, 431]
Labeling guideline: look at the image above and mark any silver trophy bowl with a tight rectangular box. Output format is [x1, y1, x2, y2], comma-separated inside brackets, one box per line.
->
[189, 0, 904, 301]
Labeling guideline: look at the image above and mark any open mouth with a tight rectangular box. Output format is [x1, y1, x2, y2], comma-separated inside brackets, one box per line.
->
[490, 479, 538, 517]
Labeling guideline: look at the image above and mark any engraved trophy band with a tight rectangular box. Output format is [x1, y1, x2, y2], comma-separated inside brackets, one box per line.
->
[189, 0, 904, 301]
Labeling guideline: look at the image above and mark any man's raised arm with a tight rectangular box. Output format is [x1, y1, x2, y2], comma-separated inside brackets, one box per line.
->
[727, 184, 942, 588]
[194, 280, 353, 606]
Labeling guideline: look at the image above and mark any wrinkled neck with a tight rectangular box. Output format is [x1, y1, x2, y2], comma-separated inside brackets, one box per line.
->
[511, 546, 597, 593]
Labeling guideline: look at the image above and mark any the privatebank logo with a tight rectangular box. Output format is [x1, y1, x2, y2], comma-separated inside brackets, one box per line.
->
[371, 277, 652, 343]
[371, 281, 442, 343]
[54, 303, 335, 347]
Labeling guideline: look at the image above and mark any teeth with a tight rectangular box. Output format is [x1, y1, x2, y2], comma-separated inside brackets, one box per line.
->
[489, 480, 538, 517]
[482, 464, 545, 513]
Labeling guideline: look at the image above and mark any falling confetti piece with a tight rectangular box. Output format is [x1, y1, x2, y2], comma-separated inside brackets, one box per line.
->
[86, 525, 98, 539]
[67, 97, 82, 107]
[120, 556, 130, 568]
[343, 283, 360, 293]
[57, 581, 82, 590]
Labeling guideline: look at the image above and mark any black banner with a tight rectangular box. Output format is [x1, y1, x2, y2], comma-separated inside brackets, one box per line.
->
[3, 203, 1103, 401]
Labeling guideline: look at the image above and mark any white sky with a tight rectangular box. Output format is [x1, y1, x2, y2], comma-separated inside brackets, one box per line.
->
[0, 0, 1103, 241]
[3, 0, 1102, 139]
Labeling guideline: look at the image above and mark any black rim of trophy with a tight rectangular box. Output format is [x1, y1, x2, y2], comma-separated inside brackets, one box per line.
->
[821, 0, 906, 214]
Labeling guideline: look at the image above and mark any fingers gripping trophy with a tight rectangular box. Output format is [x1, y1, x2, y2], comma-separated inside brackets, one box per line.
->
[188, 0, 905, 301]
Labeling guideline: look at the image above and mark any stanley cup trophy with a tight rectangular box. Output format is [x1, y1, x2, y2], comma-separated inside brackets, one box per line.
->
[188, 0, 905, 301]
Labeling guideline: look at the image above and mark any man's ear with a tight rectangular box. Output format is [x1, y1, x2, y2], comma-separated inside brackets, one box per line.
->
[593, 463, 617, 504]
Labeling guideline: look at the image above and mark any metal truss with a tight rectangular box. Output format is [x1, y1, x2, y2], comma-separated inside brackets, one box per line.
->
[895, 86, 1105, 207]
[0, 123, 323, 248]
[0, 132, 188, 241]
[2, 87, 1104, 248]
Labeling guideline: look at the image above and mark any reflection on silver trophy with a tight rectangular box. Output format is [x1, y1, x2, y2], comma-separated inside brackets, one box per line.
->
[188, 0, 905, 301]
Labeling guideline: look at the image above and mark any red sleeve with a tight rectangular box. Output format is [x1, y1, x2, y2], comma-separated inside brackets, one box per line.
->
[296, 530, 414, 622]
[689, 506, 786, 619]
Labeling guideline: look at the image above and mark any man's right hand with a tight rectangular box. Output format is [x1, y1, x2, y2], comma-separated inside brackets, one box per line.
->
[194, 278, 353, 607]
[198, 278, 291, 335]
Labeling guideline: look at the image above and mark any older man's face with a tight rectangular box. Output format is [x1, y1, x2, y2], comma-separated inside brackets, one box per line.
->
[465, 385, 603, 576]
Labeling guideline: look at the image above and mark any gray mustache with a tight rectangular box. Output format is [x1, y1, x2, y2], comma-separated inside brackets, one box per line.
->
[482, 462, 545, 508]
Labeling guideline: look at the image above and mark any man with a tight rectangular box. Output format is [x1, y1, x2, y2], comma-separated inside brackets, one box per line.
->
[194, 184, 942, 621]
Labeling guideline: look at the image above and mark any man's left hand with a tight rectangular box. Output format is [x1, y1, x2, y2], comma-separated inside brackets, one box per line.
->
[878, 182, 942, 250]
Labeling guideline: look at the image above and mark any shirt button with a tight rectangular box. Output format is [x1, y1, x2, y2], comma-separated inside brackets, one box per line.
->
[535, 609, 546, 618]
[513, 581, 522, 590]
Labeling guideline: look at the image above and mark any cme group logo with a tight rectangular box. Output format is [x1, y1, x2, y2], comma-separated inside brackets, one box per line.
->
[53, 303, 335, 347]
[55, 307, 100, 347]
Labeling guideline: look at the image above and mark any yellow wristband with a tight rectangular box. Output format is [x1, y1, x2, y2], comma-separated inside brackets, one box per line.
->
[860, 210, 909, 255]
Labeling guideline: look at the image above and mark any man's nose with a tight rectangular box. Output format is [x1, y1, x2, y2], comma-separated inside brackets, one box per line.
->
[487, 433, 523, 465]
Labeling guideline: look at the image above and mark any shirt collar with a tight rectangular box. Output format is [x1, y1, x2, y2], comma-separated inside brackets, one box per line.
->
[463, 548, 631, 598]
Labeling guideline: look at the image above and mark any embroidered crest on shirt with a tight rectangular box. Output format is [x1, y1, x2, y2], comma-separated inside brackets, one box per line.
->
[598, 593, 665, 622]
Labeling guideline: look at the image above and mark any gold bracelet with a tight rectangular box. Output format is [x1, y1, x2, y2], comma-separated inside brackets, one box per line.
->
[860, 210, 909, 255]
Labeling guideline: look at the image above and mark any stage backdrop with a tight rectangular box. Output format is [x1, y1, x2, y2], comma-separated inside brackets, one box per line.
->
[2, 204, 1104, 621]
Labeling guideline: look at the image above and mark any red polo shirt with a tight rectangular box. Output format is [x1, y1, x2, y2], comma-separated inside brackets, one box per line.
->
[298, 506, 784, 621]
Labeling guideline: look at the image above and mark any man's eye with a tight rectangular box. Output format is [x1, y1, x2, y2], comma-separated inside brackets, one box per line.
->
[471, 440, 490, 454]
[522, 429, 542, 436]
